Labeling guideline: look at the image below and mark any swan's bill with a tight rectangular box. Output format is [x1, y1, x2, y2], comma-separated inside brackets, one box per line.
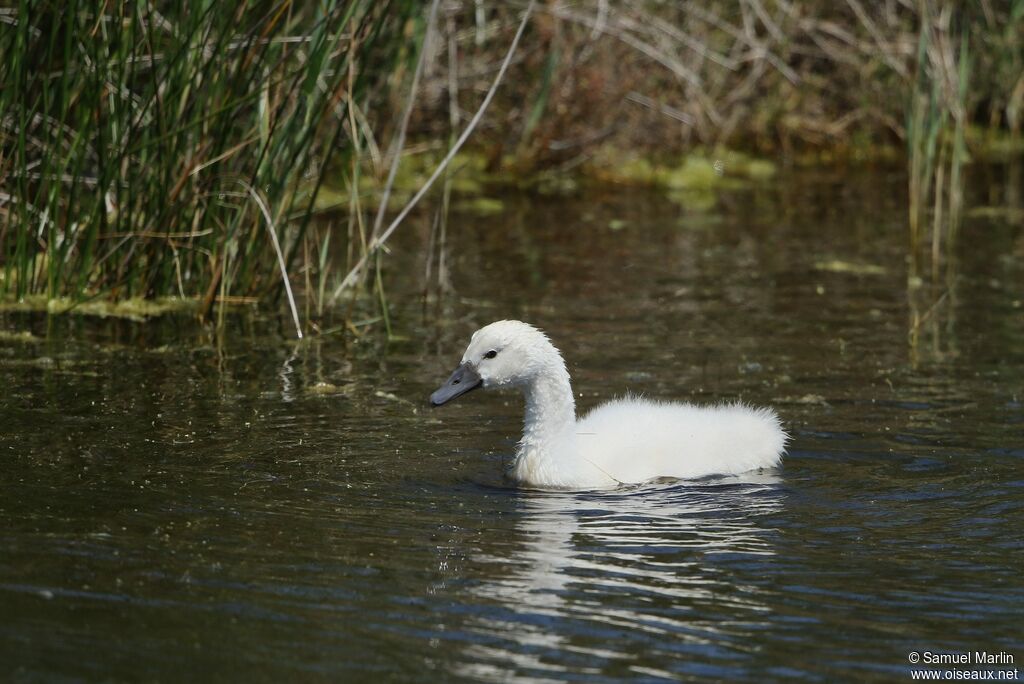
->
[431, 362, 483, 406]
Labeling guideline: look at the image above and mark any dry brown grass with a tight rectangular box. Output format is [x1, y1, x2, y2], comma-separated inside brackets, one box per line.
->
[399, 1, 1021, 168]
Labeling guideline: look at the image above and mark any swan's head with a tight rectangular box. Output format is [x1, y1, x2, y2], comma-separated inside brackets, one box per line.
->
[430, 320, 563, 406]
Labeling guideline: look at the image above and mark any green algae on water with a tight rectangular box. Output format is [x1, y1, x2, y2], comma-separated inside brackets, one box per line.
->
[814, 260, 888, 276]
[452, 197, 506, 216]
[0, 296, 198, 321]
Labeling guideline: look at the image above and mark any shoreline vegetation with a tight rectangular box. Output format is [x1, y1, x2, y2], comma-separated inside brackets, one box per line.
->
[1, 1, 1022, 332]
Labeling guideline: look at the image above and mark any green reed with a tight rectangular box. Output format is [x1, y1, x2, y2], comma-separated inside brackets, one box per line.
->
[0, 0, 418, 329]
[906, 6, 971, 284]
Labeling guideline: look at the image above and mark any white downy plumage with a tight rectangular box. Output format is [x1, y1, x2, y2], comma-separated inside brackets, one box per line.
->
[430, 320, 787, 489]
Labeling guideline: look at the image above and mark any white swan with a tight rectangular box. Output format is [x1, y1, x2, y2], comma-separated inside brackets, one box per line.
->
[430, 320, 787, 490]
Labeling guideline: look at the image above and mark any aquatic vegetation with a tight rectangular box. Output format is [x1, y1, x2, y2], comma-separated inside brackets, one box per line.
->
[967, 206, 1024, 224]
[588, 149, 774, 190]
[0, 295, 196, 321]
[814, 260, 888, 277]
[0, 329, 39, 343]
[452, 197, 505, 216]
[2, 0, 1021, 337]
[0, 0, 422, 329]
[907, 6, 971, 284]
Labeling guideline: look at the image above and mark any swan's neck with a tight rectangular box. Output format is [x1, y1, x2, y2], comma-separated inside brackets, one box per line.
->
[522, 370, 576, 449]
[510, 361, 582, 485]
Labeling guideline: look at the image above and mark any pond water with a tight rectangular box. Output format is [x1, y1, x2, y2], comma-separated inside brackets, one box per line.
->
[2, 167, 1023, 681]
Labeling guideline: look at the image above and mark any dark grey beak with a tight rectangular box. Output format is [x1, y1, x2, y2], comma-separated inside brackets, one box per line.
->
[430, 362, 483, 406]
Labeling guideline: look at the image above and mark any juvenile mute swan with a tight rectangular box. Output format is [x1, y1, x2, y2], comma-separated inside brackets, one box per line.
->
[430, 320, 786, 489]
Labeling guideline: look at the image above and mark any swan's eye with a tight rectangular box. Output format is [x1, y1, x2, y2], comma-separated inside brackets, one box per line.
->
[484, 350, 498, 360]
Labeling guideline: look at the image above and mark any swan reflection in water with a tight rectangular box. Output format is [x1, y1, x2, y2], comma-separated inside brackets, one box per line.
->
[455, 474, 786, 680]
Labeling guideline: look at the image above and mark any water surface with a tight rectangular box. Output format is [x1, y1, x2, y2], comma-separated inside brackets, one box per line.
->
[2, 167, 1023, 681]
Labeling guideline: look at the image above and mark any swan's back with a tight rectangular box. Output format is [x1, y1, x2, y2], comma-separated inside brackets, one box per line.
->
[576, 397, 786, 483]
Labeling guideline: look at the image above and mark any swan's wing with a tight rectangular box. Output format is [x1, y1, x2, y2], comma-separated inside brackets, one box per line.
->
[576, 399, 786, 483]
